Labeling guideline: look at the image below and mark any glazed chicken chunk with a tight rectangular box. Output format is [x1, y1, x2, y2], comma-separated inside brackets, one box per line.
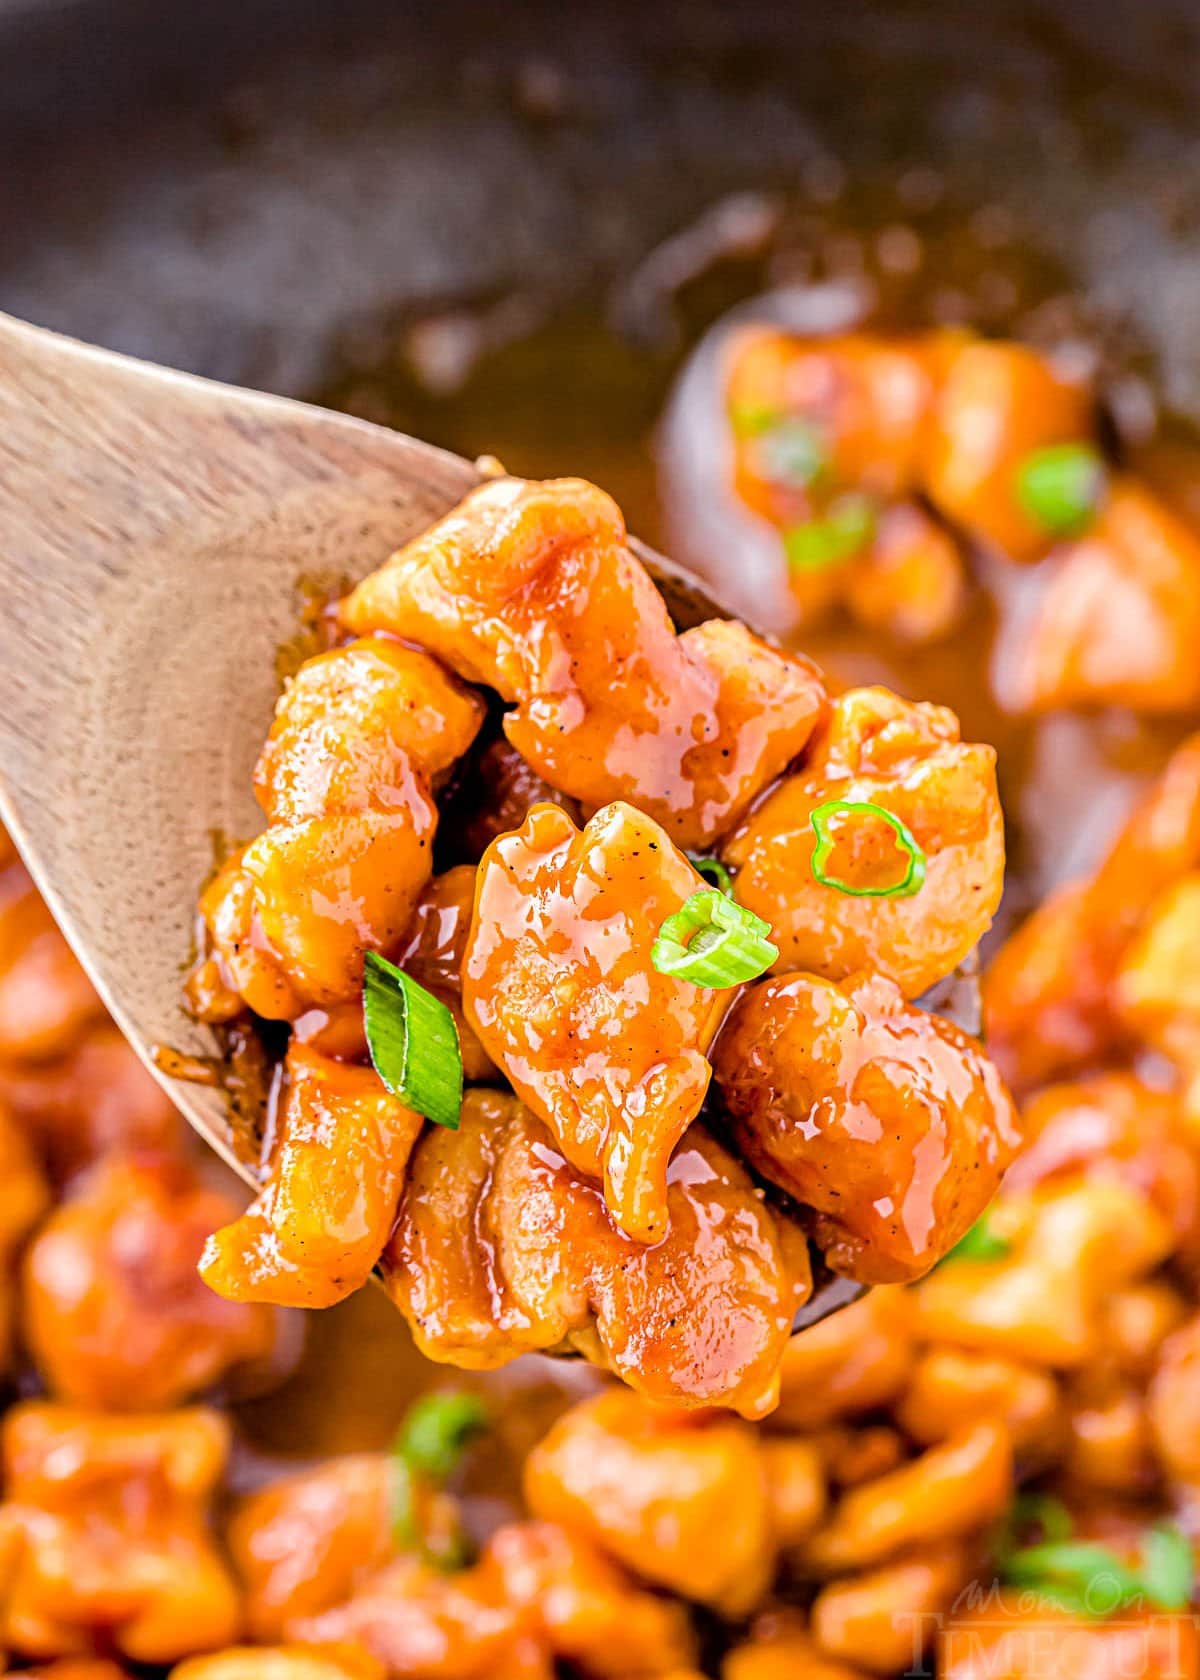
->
[923, 337, 1097, 562]
[228, 1454, 398, 1642]
[1012, 478, 1200, 715]
[340, 475, 826, 848]
[196, 638, 484, 1020]
[382, 1089, 811, 1419]
[726, 327, 950, 506]
[713, 972, 1021, 1282]
[463, 801, 729, 1242]
[724, 327, 968, 641]
[525, 1388, 827, 1614]
[200, 1042, 424, 1309]
[22, 1153, 286, 1410]
[289, 1519, 696, 1680]
[0, 1405, 240, 1663]
[724, 687, 1004, 998]
[985, 729, 1200, 1090]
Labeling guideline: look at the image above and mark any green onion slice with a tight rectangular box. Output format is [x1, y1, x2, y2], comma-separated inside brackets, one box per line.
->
[391, 1390, 489, 1567]
[652, 888, 778, 988]
[938, 1212, 1013, 1266]
[1140, 1523, 1195, 1611]
[363, 950, 463, 1130]
[784, 493, 876, 573]
[809, 799, 927, 899]
[1015, 442, 1107, 537]
[686, 852, 733, 895]
[729, 400, 781, 438]
[995, 1500, 1193, 1618]
[756, 418, 828, 489]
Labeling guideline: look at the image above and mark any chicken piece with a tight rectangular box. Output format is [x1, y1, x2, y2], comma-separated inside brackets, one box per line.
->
[841, 502, 967, 645]
[340, 476, 825, 849]
[713, 971, 1020, 1283]
[200, 1044, 424, 1309]
[484, 1522, 696, 1680]
[290, 1520, 696, 1680]
[1117, 877, 1200, 1062]
[172, 1653, 382, 1680]
[938, 1597, 1199, 1680]
[0, 865, 103, 1062]
[524, 1388, 825, 1615]
[382, 1089, 811, 1420]
[228, 1455, 395, 1641]
[982, 882, 1112, 1093]
[387, 867, 494, 1081]
[797, 1421, 1012, 1575]
[722, 329, 968, 638]
[895, 1349, 1062, 1456]
[810, 1543, 970, 1675]
[985, 730, 1200, 1090]
[452, 738, 581, 862]
[463, 802, 729, 1242]
[772, 1289, 914, 1430]
[725, 328, 951, 517]
[1148, 1315, 1200, 1483]
[0, 1023, 181, 1183]
[1005, 1074, 1200, 1268]
[916, 1177, 1174, 1368]
[0, 1404, 240, 1663]
[22, 1153, 285, 1411]
[924, 338, 1097, 561]
[197, 639, 484, 1019]
[724, 688, 1003, 999]
[1015, 479, 1200, 713]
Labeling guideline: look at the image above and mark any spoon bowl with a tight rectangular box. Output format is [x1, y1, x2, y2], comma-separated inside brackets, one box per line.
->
[0, 311, 871, 1332]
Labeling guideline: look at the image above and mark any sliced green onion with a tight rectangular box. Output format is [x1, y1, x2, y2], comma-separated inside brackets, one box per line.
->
[398, 1389, 489, 1482]
[363, 951, 463, 1130]
[1003, 1541, 1146, 1617]
[783, 493, 876, 573]
[756, 418, 828, 489]
[686, 852, 733, 895]
[995, 1500, 1194, 1618]
[1140, 1524, 1195, 1611]
[652, 888, 778, 988]
[938, 1212, 1013, 1266]
[1016, 442, 1107, 537]
[730, 400, 781, 438]
[809, 799, 927, 899]
[391, 1390, 488, 1568]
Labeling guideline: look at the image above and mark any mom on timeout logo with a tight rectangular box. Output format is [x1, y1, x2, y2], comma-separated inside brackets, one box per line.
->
[893, 1577, 1200, 1679]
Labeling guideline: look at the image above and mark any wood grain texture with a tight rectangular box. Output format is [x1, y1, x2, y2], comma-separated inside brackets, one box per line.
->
[0, 311, 721, 1187]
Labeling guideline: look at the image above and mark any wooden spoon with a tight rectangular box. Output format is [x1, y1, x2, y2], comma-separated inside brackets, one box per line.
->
[0, 311, 868, 1331]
